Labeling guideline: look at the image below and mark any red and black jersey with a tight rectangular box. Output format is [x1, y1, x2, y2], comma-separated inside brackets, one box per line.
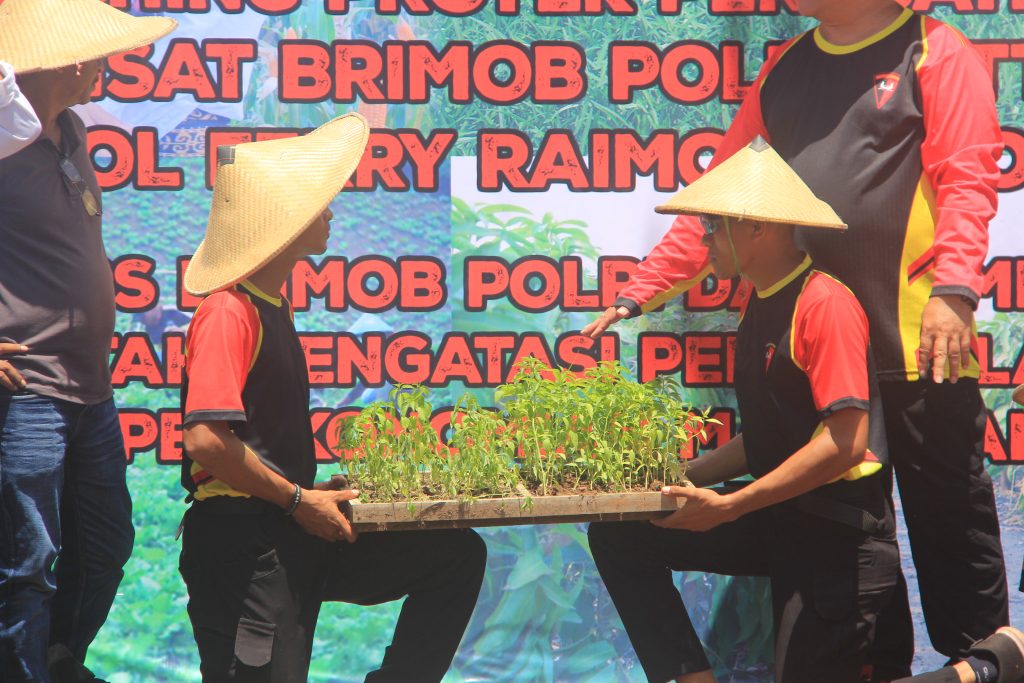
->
[737, 257, 889, 521]
[180, 280, 316, 500]
[617, 8, 1002, 382]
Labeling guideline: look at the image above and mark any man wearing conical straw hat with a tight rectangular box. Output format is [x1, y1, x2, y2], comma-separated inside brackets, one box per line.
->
[0, 1, 176, 681]
[178, 115, 486, 683]
[588, 137, 902, 683]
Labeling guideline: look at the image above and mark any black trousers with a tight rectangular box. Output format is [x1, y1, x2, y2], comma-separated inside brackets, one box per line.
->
[178, 499, 487, 683]
[869, 380, 1009, 678]
[588, 502, 900, 683]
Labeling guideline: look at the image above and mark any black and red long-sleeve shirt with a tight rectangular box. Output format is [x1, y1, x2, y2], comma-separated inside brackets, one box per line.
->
[618, 8, 1002, 382]
[737, 256, 889, 523]
[180, 280, 316, 501]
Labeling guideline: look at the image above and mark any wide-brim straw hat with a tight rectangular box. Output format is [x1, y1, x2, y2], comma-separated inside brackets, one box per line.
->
[184, 113, 370, 297]
[1013, 385, 1024, 406]
[655, 136, 846, 230]
[0, 0, 177, 74]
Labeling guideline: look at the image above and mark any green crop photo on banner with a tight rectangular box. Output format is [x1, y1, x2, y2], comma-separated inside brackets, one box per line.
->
[4, 0, 1023, 680]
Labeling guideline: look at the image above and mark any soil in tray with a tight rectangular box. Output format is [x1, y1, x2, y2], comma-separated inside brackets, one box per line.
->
[349, 479, 674, 504]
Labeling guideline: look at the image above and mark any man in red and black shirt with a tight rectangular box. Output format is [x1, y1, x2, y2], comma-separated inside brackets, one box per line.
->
[177, 116, 486, 682]
[585, 0, 1008, 675]
[588, 138, 900, 683]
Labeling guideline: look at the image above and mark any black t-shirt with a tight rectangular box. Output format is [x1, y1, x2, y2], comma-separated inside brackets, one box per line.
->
[736, 258, 890, 525]
[180, 281, 315, 499]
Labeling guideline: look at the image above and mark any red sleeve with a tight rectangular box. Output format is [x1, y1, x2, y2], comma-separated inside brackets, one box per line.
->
[183, 290, 260, 425]
[791, 273, 871, 417]
[616, 38, 796, 314]
[917, 17, 1002, 305]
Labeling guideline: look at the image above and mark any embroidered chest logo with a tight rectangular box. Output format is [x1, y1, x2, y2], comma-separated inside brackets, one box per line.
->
[873, 73, 901, 109]
[764, 343, 777, 373]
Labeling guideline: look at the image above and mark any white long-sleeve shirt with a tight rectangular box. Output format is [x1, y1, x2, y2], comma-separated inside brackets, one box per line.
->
[0, 61, 41, 159]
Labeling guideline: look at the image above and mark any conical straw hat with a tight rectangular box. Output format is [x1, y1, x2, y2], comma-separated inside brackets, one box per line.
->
[0, 0, 177, 74]
[1013, 385, 1024, 406]
[655, 136, 846, 230]
[185, 113, 370, 297]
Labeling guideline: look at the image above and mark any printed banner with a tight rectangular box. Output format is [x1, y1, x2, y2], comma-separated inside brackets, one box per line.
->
[52, 1, 1024, 679]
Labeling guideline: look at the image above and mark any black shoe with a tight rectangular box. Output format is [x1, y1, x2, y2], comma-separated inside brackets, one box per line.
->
[969, 627, 1024, 683]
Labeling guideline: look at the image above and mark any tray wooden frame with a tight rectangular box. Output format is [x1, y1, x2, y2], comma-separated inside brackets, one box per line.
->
[350, 491, 684, 531]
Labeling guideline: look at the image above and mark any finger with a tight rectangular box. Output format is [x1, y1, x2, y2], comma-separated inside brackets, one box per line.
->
[337, 516, 358, 543]
[660, 485, 696, 500]
[931, 335, 948, 383]
[960, 328, 972, 372]
[333, 489, 360, 502]
[0, 370, 18, 392]
[917, 331, 934, 377]
[651, 512, 680, 528]
[947, 334, 961, 384]
[5, 364, 26, 388]
[587, 307, 625, 339]
[581, 316, 609, 339]
[0, 343, 28, 355]
[1, 364, 25, 389]
[651, 513, 691, 530]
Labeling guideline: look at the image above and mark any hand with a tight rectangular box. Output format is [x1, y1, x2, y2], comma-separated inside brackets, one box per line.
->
[917, 295, 973, 383]
[651, 486, 740, 532]
[313, 474, 354, 518]
[292, 487, 360, 543]
[0, 343, 28, 392]
[581, 306, 630, 339]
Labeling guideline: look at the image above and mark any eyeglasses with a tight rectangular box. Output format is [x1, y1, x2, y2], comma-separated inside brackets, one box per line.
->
[699, 214, 727, 235]
[59, 157, 102, 217]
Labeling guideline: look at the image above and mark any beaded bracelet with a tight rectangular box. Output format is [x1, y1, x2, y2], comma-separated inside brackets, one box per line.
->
[284, 483, 302, 516]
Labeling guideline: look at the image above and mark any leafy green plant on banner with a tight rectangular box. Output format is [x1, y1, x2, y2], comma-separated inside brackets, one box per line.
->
[242, 7, 433, 131]
[979, 312, 1024, 505]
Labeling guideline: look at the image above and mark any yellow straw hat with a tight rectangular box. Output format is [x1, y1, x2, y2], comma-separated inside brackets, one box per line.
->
[0, 0, 177, 74]
[1013, 385, 1024, 406]
[185, 113, 370, 297]
[655, 136, 846, 230]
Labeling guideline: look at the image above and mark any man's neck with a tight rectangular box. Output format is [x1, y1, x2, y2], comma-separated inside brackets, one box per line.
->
[746, 248, 808, 295]
[816, 1, 905, 46]
[247, 252, 295, 301]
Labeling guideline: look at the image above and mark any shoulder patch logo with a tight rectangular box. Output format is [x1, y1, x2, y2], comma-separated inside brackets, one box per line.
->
[874, 73, 901, 109]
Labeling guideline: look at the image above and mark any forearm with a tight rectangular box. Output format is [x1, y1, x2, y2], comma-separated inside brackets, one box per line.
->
[184, 422, 296, 509]
[615, 215, 710, 315]
[725, 411, 866, 517]
[918, 35, 1001, 301]
[686, 434, 749, 488]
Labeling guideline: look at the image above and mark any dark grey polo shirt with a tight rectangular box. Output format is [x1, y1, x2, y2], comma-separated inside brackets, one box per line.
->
[0, 109, 115, 404]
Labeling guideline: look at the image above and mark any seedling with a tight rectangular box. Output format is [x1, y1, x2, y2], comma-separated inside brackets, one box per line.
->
[336, 359, 716, 504]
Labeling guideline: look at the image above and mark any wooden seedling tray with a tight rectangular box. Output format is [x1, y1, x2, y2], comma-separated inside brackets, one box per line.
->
[350, 490, 684, 531]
